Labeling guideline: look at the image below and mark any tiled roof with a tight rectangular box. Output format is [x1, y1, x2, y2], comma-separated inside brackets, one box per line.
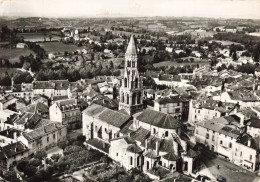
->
[130, 127, 150, 143]
[247, 117, 260, 128]
[219, 126, 240, 139]
[19, 102, 49, 114]
[155, 96, 184, 105]
[0, 142, 29, 160]
[56, 99, 79, 111]
[183, 149, 200, 158]
[22, 122, 65, 141]
[83, 104, 131, 128]
[136, 109, 182, 129]
[0, 128, 22, 139]
[237, 133, 257, 149]
[127, 143, 143, 153]
[162, 152, 180, 161]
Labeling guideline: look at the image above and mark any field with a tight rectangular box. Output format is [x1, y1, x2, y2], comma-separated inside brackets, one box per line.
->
[153, 57, 209, 68]
[37, 42, 87, 54]
[17, 33, 61, 42]
[0, 47, 35, 63]
[210, 40, 242, 46]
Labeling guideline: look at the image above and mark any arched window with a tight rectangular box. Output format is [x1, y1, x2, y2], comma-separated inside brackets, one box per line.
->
[124, 78, 127, 88]
[121, 92, 124, 103]
[132, 93, 136, 105]
[126, 94, 129, 104]
[165, 131, 168, 137]
[137, 92, 141, 104]
[135, 78, 138, 88]
[130, 156, 133, 165]
[153, 128, 156, 134]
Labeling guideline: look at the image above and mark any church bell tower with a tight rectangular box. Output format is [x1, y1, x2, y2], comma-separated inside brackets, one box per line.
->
[119, 35, 143, 115]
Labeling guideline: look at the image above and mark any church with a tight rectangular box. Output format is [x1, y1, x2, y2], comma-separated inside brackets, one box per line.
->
[82, 35, 200, 179]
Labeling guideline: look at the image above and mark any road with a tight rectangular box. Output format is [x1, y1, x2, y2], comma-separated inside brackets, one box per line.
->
[201, 149, 258, 182]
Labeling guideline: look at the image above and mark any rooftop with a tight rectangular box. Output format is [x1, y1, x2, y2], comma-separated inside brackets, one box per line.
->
[136, 109, 182, 129]
[83, 104, 131, 128]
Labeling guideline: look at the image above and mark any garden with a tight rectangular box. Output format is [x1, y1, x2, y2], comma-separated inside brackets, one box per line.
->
[14, 134, 104, 182]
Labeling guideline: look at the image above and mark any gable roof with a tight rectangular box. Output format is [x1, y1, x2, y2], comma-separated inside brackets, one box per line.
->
[83, 104, 131, 128]
[22, 122, 65, 141]
[0, 142, 29, 160]
[136, 109, 182, 129]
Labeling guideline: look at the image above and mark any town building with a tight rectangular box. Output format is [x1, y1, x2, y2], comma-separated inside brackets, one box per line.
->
[18, 122, 67, 155]
[194, 114, 258, 171]
[0, 141, 29, 170]
[33, 80, 70, 98]
[49, 98, 81, 129]
[154, 96, 189, 120]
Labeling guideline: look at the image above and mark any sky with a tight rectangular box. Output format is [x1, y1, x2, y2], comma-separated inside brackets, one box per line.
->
[0, 0, 260, 19]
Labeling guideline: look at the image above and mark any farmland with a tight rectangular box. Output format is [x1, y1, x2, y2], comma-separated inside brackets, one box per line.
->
[0, 47, 35, 63]
[37, 42, 87, 54]
[153, 57, 209, 68]
[17, 33, 61, 42]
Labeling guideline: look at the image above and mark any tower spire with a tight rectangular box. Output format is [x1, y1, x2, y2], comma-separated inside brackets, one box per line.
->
[126, 35, 137, 55]
[118, 35, 143, 115]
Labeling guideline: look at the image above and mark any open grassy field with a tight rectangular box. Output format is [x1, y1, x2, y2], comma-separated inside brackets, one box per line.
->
[210, 40, 242, 46]
[153, 57, 210, 68]
[37, 42, 87, 54]
[0, 47, 35, 63]
[17, 33, 61, 42]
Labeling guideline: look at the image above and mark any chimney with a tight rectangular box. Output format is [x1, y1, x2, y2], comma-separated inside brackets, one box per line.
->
[156, 141, 159, 155]
[173, 140, 178, 156]
[13, 132, 17, 140]
[145, 139, 148, 151]
[248, 138, 251, 147]
[240, 114, 245, 126]
[182, 141, 187, 153]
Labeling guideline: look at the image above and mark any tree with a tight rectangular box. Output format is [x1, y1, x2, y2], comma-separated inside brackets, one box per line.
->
[17, 159, 29, 172]
[49, 34, 52, 41]
[0, 73, 12, 86]
[24, 165, 37, 177]
[76, 134, 86, 144]
[34, 150, 47, 161]
[109, 61, 114, 70]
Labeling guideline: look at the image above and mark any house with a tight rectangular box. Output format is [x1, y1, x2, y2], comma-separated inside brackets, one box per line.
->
[11, 83, 34, 101]
[0, 109, 18, 131]
[31, 95, 49, 106]
[165, 47, 173, 53]
[18, 122, 67, 155]
[0, 94, 18, 110]
[16, 43, 28, 48]
[18, 102, 49, 119]
[188, 99, 238, 124]
[33, 80, 70, 98]
[0, 128, 22, 147]
[213, 90, 260, 108]
[154, 96, 189, 120]
[0, 141, 29, 169]
[195, 115, 258, 171]
[49, 98, 81, 129]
